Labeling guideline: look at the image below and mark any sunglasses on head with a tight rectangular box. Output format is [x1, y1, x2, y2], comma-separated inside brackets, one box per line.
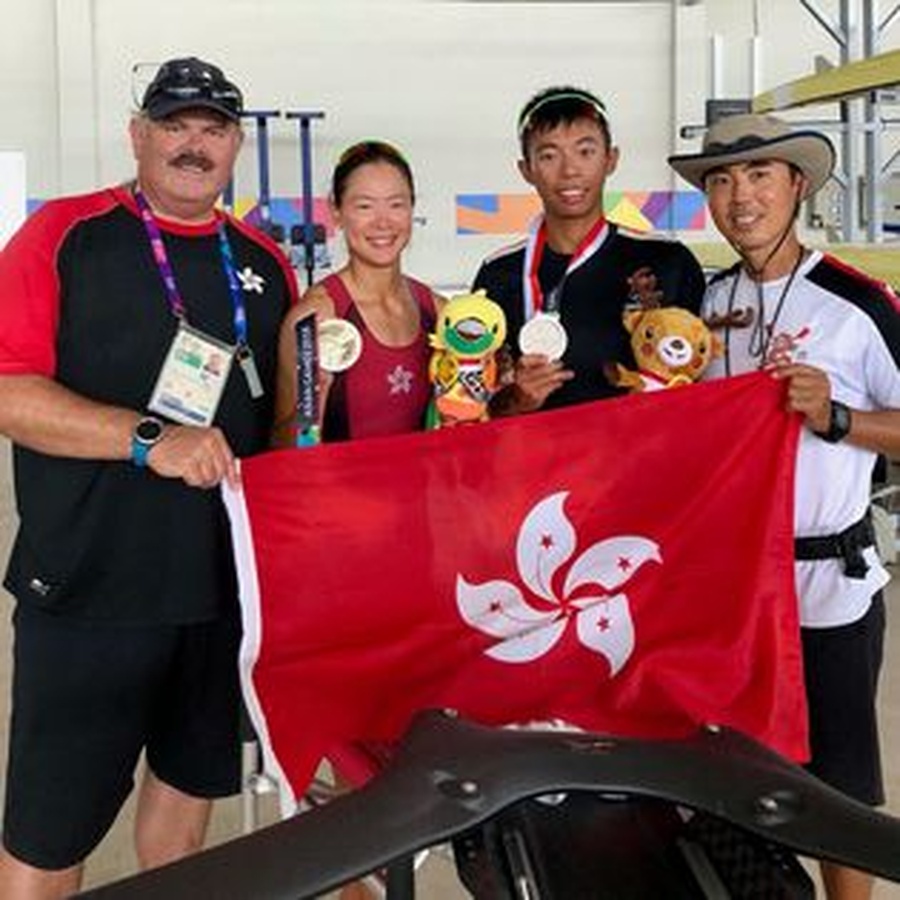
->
[143, 59, 243, 116]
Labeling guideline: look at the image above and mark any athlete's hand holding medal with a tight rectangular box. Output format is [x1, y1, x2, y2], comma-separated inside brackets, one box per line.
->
[510, 350, 575, 413]
[291, 313, 364, 447]
[511, 302, 573, 413]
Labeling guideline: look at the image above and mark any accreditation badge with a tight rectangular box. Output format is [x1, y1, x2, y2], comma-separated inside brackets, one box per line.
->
[148, 322, 234, 427]
[518, 312, 568, 362]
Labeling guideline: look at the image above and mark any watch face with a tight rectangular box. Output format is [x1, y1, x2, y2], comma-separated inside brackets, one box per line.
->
[832, 402, 851, 437]
[816, 401, 852, 443]
[136, 418, 164, 443]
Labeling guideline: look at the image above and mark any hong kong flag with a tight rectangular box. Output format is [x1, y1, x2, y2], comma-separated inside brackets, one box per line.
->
[224, 372, 805, 811]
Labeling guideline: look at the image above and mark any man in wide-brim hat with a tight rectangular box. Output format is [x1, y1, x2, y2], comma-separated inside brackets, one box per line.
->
[669, 112, 834, 199]
[671, 113, 900, 900]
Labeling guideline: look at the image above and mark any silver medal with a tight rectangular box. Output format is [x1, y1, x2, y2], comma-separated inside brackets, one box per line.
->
[518, 312, 568, 361]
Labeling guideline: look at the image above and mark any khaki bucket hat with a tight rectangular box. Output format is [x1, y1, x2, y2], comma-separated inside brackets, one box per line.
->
[668, 113, 835, 198]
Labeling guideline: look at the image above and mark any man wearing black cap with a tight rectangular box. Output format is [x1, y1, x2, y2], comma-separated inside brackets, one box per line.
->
[671, 113, 900, 900]
[0, 57, 297, 897]
[474, 85, 707, 415]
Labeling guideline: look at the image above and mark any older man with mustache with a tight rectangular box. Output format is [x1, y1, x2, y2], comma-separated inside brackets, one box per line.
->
[0, 57, 297, 899]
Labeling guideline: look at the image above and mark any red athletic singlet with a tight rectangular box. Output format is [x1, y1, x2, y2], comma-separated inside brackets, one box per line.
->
[320, 273, 436, 440]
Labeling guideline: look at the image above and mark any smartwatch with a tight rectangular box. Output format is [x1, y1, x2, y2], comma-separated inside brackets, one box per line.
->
[813, 400, 852, 444]
[131, 416, 166, 467]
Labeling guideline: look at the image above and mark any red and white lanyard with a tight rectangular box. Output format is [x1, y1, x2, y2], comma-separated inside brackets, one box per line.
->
[521, 215, 610, 320]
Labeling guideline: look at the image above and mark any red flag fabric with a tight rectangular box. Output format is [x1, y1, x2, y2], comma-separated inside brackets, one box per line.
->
[225, 372, 805, 810]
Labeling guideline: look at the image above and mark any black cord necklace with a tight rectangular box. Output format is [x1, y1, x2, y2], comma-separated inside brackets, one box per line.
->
[723, 243, 806, 377]
[720, 190, 810, 377]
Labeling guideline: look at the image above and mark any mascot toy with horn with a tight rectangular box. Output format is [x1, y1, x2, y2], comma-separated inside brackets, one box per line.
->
[607, 268, 721, 392]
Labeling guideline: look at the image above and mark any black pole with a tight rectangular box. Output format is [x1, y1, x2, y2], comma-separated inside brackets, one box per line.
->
[384, 856, 415, 900]
[285, 110, 325, 286]
[242, 110, 282, 238]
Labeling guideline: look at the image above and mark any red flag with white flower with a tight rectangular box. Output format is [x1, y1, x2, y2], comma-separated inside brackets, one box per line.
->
[224, 372, 805, 811]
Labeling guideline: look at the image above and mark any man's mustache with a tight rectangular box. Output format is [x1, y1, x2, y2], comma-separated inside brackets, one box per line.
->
[170, 153, 214, 171]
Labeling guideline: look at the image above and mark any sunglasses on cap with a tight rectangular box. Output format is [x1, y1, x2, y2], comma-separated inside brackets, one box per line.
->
[141, 57, 244, 122]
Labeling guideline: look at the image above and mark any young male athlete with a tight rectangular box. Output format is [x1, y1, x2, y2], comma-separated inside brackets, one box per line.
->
[475, 85, 707, 414]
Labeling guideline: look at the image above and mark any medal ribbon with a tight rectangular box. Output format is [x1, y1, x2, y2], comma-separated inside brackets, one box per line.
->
[293, 314, 321, 447]
[133, 188, 249, 349]
[521, 214, 610, 321]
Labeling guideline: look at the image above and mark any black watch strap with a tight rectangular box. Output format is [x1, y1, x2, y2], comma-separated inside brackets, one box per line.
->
[813, 400, 852, 444]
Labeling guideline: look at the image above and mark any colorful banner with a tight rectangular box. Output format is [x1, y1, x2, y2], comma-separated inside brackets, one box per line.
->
[456, 190, 707, 235]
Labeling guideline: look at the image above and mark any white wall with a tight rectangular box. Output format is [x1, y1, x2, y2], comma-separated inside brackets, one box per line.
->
[0, 0, 896, 286]
[79, 0, 698, 287]
[0, 0, 59, 192]
[0, 153, 26, 250]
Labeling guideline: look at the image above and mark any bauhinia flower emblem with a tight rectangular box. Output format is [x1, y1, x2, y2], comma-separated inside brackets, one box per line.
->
[457, 492, 661, 675]
[236, 266, 265, 294]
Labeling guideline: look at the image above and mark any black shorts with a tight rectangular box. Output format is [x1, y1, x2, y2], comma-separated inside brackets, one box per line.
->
[2, 604, 243, 869]
[801, 592, 885, 807]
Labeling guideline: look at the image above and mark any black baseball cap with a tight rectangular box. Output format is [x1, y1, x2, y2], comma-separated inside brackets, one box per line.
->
[141, 57, 243, 123]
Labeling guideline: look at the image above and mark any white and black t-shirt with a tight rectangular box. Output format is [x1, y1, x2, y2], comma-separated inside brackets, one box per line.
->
[703, 250, 900, 628]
